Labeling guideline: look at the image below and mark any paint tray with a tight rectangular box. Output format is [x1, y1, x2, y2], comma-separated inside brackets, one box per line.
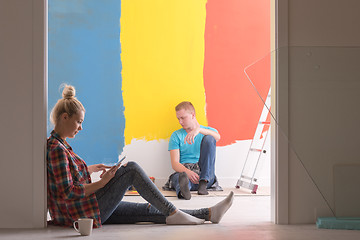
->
[316, 217, 360, 230]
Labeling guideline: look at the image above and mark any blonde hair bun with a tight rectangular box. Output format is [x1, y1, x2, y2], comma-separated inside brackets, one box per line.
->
[50, 83, 85, 126]
[62, 84, 76, 100]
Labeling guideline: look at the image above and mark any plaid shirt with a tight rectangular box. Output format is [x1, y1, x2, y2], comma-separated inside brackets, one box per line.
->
[47, 131, 101, 228]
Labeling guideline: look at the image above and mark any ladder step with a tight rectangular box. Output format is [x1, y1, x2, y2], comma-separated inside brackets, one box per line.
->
[241, 175, 258, 182]
[236, 180, 259, 192]
[250, 148, 267, 153]
[259, 121, 270, 125]
[250, 148, 262, 152]
[241, 175, 253, 180]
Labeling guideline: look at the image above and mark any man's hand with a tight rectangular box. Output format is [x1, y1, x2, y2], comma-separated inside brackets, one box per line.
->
[185, 169, 200, 184]
[88, 164, 111, 174]
[184, 123, 200, 144]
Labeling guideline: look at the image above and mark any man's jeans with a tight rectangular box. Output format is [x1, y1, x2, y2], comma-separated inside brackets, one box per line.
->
[95, 161, 209, 224]
[170, 135, 216, 197]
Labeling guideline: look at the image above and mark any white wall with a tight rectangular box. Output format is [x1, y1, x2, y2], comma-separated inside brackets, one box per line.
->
[278, 0, 360, 224]
[0, 0, 47, 228]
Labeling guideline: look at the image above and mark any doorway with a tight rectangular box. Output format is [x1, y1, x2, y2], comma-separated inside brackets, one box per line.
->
[48, 0, 275, 225]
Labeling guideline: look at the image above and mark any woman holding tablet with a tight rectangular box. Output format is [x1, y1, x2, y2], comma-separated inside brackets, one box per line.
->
[47, 84, 233, 228]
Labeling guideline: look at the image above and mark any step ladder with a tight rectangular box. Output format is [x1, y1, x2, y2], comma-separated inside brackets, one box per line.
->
[236, 87, 271, 194]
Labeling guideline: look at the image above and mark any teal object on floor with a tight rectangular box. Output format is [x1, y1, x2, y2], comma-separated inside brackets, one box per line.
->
[317, 217, 360, 230]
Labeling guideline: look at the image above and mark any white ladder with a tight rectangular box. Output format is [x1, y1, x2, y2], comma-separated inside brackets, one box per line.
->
[236, 87, 271, 194]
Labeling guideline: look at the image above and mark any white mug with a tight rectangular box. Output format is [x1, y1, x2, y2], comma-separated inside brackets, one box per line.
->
[73, 218, 93, 236]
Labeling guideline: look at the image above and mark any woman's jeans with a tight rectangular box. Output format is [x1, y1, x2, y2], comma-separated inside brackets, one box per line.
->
[95, 161, 209, 224]
[170, 135, 216, 197]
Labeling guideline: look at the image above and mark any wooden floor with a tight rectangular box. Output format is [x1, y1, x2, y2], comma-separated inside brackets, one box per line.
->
[1, 195, 360, 240]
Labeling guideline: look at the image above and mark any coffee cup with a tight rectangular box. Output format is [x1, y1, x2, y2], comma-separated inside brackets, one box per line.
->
[73, 218, 93, 236]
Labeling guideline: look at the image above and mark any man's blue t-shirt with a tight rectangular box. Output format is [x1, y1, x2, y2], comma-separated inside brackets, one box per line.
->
[168, 126, 218, 164]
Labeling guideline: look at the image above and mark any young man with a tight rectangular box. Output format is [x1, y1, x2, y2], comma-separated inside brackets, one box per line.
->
[167, 101, 220, 200]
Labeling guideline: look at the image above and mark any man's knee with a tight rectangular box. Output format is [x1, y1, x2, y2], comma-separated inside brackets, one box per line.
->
[201, 135, 216, 146]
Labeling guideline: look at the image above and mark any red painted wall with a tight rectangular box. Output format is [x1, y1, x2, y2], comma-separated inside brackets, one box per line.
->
[204, 0, 271, 146]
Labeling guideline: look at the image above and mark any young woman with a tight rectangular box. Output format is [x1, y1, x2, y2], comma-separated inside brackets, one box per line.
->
[47, 84, 234, 228]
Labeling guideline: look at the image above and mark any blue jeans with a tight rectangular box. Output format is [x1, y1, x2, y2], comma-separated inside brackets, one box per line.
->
[95, 161, 209, 224]
[170, 135, 217, 197]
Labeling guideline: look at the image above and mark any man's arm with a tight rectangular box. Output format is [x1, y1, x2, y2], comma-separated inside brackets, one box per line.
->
[199, 128, 220, 141]
[170, 149, 199, 184]
[185, 124, 221, 144]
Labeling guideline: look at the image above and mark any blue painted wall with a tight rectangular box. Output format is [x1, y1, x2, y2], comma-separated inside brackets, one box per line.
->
[48, 0, 125, 165]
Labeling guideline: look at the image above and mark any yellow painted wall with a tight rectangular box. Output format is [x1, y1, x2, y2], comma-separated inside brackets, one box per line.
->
[121, 0, 208, 144]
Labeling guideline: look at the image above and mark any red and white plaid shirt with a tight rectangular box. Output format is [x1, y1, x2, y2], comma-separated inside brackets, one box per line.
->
[47, 131, 101, 228]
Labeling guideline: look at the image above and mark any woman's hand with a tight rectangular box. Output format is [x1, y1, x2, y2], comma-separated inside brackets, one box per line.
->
[84, 165, 121, 196]
[88, 164, 112, 174]
[99, 165, 120, 186]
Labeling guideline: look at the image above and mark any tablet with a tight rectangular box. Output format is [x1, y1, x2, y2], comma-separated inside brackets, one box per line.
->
[115, 155, 126, 167]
